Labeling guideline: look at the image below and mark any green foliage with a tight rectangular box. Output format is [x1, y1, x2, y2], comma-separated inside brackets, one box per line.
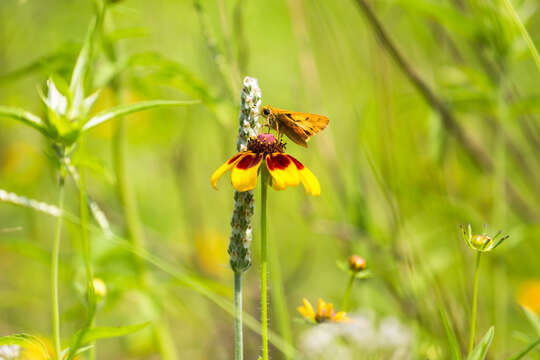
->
[0, 0, 539, 359]
[467, 327, 495, 360]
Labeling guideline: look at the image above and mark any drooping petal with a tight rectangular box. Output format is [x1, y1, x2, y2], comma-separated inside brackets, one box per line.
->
[230, 152, 263, 192]
[288, 155, 320, 196]
[331, 311, 350, 323]
[211, 152, 245, 189]
[265, 153, 300, 191]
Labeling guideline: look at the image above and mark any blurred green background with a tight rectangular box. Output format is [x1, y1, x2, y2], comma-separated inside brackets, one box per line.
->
[1, 0, 539, 359]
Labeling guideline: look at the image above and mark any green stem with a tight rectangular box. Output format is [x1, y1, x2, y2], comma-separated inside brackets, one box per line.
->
[51, 175, 65, 360]
[260, 173, 269, 360]
[468, 251, 482, 354]
[234, 272, 244, 360]
[501, 0, 540, 73]
[342, 273, 355, 312]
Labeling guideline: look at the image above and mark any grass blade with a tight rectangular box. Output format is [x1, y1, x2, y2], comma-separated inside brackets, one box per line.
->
[467, 326, 495, 360]
[521, 306, 540, 336]
[82, 100, 199, 131]
[507, 338, 540, 360]
[438, 300, 463, 360]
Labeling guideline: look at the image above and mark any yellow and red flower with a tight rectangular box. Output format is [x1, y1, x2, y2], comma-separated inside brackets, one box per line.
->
[211, 134, 320, 195]
[297, 298, 349, 323]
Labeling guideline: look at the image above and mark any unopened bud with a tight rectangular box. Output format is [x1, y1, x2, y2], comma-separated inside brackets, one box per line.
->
[471, 235, 491, 248]
[348, 255, 366, 272]
[92, 278, 107, 298]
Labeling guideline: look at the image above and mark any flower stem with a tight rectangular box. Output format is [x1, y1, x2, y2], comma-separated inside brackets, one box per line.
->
[51, 176, 65, 360]
[341, 273, 355, 312]
[468, 251, 482, 354]
[234, 272, 244, 360]
[260, 172, 269, 360]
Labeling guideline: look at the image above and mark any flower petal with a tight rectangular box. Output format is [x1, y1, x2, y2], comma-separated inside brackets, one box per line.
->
[265, 153, 300, 191]
[316, 298, 325, 319]
[331, 311, 350, 323]
[297, 298, 316, 321]
[288, 155, 320, 196]
[325, 303, 334, 319]
[230, 153, 263, 192]
[211, 153, 245, 190]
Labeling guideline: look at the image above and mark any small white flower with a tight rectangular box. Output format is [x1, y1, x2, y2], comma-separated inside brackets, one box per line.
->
[300, 311, 413, 360]
[0, 345, 21, 360]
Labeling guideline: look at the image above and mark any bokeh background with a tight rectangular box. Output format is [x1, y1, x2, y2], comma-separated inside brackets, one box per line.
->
[1, 0, 539, 359]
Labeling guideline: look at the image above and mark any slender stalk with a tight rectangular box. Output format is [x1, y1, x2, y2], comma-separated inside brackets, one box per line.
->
[234, 272, 244, 360]
[260, 172, 269, 360]
[51, 175, 65, 360]
[341, 273, 355, 312]
[501, 0, 540, 73]
[352, 0, 537, 221]
[468, 251, 482, 354]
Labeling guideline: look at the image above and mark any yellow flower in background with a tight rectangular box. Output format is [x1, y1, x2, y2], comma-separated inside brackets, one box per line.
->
[517, 280, 540, 314]
[211, 133, 320, 195]
[20, 337, 53, 360]
[297, 298, 350, 323]
[194, 230, 229, 278]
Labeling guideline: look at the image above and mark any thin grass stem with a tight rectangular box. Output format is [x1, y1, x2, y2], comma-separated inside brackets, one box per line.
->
[468, 251, 482, 354]
[342, 273, 355, 312]
[260, 171, 269, 360]
[51, 176, 65, 359]
[501, 0, 540, 73]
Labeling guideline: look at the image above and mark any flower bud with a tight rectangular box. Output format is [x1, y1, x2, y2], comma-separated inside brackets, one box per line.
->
[471, 235, 491, 248]
[92, 278, 107, 298]
[348, 255, 366, 272]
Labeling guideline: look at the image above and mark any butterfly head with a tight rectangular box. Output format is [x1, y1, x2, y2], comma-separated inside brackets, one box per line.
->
[261, 106, 272, 118]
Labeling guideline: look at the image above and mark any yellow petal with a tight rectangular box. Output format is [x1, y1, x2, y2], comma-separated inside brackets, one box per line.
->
[211, 153, 245, 190]
[316, 298, 325, 318]
[297, 298, 316, 321]
[230, 153, 263, 192]
[288, 155, 320, 196]
[301, 298, 315, 318]
[325, 303, 334, 319]
[265, 153, 300, 191]
[331, 311, 350, 323]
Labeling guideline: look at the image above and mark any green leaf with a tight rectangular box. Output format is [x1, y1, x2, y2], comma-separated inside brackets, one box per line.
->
[0, 106, 48, 135]
[467, 326, 494, 360]
[507, 338, 540, 360]
[67, 322, 150, 359]
[438, 301, 462, 360]
[0, 333, 50, 358]
[72, 322, 151, 346]
[69, 12, 101, 96]
[522, 306, 540, 336]
[82, 100, 199, 131]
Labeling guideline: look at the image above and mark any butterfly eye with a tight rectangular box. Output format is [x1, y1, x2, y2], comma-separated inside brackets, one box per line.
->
[263, 108, 270, 116]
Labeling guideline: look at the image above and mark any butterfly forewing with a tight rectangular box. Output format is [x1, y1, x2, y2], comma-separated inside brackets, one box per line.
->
[266, 107, 329, 147]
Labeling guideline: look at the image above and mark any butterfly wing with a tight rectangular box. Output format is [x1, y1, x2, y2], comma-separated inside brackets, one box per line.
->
[274, 109, 329, 147]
